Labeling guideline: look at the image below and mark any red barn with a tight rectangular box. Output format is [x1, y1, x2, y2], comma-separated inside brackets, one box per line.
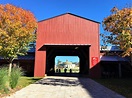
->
[34, 13, 101, 78]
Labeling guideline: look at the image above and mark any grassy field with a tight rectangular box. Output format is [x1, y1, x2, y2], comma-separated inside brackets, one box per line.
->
[0, 77, 42, 97]
[94, 78, 132, 98]
[17, 77, 42, 88]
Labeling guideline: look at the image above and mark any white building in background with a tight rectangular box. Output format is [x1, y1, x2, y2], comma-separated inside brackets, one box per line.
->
[64, 64, 76, 69]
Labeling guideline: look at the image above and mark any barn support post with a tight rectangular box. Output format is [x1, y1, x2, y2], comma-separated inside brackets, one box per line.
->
[118, 63, 122, 78]
[34, 50, 46, 77]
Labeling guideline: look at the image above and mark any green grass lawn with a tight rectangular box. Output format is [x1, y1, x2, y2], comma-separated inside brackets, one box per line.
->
[94, 78, 132, 98]
[17, 77, 42, 88]
[0, 76, 42, 97]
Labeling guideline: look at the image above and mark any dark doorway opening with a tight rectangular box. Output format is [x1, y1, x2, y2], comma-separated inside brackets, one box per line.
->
[45, 44, 90, 77]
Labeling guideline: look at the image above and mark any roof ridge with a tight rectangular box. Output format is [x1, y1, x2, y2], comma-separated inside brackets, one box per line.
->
[38, 13, 100, 24]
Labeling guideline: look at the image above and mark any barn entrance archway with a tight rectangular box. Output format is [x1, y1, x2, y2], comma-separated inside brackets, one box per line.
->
[54, 56, 80, 76]
[45, 44, 90, 77]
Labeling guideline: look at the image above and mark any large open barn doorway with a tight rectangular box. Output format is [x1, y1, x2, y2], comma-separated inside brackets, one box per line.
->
[45, 44, 90, 77]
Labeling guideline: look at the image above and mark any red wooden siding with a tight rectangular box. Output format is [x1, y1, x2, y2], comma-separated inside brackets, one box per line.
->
[34, 13, 100, 78]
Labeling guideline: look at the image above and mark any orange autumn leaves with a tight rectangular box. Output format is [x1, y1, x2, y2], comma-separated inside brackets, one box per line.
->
[102, 7, 132, 56]
[0, 4, 37, 37]
[0, 4, 37, 61]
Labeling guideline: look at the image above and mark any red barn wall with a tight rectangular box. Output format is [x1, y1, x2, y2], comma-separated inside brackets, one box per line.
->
[34, 13, 100, 78]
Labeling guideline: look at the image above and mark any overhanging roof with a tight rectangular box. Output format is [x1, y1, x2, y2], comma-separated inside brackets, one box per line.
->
[16, 55, 34, 60]
[44, 43, 91, 46]
[0, 55, 34, 60]
[100, 46, 123, 51]
[100, 56, 129, 62]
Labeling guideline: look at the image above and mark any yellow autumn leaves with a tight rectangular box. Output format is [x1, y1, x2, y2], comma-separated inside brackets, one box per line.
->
[103, 7, 132, 56]
[0, 4, 37, 61]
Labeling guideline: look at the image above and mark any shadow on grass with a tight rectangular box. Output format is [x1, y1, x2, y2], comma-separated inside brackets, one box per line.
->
[94, 78, 132, 98]
[28, 78, 42, 81]
[27, 77, 43, 84]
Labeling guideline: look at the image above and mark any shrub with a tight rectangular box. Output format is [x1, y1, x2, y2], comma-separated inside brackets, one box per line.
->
[0, 67, 9, 93]
[10, 67, 23, 89]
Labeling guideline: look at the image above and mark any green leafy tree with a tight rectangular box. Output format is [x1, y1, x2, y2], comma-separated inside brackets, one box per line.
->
[102, 6, 132, 65]
[57, 59, 62, 65]
[0, 4, 37, 76]
[56, 59, 61, 68]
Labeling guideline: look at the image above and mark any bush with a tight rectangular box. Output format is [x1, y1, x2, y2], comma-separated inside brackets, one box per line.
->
[0, 67, 9, 93]
[0, 66, 23, 92]
[10, 67, 23, 89]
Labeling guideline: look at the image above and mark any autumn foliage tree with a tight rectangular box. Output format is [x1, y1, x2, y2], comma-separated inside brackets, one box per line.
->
[102, 6, 132, 65]
[0, 4, 37, 76]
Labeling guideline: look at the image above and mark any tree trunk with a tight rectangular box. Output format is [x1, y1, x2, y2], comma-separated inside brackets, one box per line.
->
[6, 62, 13, 91]
[8, 62, 12, 76]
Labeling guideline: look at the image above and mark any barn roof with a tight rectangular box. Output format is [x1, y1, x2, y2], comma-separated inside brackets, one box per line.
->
[100, 46, 123, 52]
[0, 55, 34, 60]
[44, 43, 91, 46]
[38, 13, 100, 24]
[100, 56, 130, 62]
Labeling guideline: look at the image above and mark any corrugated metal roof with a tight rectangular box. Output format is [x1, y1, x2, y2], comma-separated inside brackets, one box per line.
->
[100, 46, 122, 51]
[16, 55, 34, 60]
[100, 56, 129, 61]
[28, 47, 35, 53]
[0, 55, 34, 60]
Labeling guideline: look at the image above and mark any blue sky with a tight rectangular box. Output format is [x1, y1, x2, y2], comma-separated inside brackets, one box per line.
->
[0, 0, 131, 22]
[0, 0, 131, 62]
[0, 0, 131, 44]
[55, 56, 79, 64]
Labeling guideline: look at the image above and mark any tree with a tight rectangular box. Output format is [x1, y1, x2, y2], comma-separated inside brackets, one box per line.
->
[0, 4, 37, 76]
[102, 6, 132, 65]
[57, 59, 62, 65]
